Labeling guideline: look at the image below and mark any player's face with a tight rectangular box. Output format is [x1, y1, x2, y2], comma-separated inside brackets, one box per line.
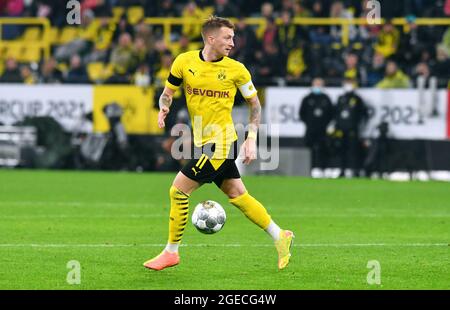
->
[213, 27, 234, 57]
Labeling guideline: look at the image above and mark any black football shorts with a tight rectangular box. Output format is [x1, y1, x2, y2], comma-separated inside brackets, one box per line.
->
[181, 140, 241, 187]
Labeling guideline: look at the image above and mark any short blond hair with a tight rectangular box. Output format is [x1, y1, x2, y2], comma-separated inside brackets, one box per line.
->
[201, 16, 235, 40]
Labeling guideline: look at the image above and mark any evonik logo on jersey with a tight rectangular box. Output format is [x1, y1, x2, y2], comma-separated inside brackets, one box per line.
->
[186, 84, 230, 98]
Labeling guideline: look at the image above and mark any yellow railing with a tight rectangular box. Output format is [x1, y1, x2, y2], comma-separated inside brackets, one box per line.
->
[145, 17, 450, 47]
[0, 17, 51, 60]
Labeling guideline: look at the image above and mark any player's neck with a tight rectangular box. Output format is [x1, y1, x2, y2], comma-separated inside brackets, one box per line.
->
[201, 47, 224, 62]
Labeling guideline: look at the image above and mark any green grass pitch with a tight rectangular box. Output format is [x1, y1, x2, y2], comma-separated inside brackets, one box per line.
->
[0, 169, 448, 290]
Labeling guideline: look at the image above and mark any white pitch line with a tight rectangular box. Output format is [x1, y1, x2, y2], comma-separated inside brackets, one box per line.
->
[0, 201, 156, 208]
[0, 243, 447, 248]
[0, 213, 448, 219]
[1, 202, 449, 218]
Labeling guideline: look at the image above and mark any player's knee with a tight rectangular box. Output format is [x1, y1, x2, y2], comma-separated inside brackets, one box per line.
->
[169, 185, 189, 199]
[225, 187, 246, 199]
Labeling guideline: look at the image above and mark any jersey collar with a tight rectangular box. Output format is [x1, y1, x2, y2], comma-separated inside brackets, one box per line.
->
[199, 49, 224, 63]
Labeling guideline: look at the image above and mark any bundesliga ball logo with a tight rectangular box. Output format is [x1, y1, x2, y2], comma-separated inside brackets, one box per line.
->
[192, 200, 226, 234]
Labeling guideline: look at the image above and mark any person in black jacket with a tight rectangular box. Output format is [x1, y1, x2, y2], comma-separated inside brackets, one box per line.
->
[333, 78, 368, 177]
[299, 78, 334, 174]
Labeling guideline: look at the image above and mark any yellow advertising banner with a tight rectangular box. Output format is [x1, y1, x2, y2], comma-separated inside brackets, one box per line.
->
[93, 85, 163, 134]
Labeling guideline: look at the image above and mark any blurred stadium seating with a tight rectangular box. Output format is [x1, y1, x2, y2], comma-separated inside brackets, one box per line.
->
[0, 0, 449, 87]
[0, 0, 449, 177]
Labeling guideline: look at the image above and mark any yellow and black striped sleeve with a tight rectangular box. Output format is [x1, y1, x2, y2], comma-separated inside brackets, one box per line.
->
[165, 54, 184, 90]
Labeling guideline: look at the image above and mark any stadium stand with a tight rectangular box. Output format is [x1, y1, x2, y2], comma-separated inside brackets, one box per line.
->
[0, 0, 449, 87]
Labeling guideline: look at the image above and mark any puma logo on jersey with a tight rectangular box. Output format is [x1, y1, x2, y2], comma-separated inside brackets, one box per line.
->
[189, 69, 196, 76]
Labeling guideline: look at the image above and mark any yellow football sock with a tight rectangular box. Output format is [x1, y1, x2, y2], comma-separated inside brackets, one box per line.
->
[229, 191, 271, 230]
[168, 186, 190, 244]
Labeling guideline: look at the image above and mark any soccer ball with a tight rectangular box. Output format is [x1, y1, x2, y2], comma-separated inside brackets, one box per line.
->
[192, 200, 226, 234]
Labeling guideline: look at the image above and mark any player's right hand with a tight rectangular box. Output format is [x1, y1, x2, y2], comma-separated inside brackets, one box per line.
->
[158, 106, 170, 128]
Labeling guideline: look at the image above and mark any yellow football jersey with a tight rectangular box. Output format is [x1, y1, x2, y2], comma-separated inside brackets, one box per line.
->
[165, 50, 257, 161]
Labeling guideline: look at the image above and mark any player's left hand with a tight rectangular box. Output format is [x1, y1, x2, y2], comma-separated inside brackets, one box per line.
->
[158, 106, 170, 128]
[241, 138, 257, 165]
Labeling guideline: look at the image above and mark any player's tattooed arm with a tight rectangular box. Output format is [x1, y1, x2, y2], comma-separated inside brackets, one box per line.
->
[158, 87, 175, 128]
[241, 95, 260, 164]
[246, 95, 261, 139]
[159, 89, 174, 110]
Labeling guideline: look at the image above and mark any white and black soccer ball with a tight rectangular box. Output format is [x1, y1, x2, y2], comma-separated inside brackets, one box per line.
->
[192, 200, 226, 234]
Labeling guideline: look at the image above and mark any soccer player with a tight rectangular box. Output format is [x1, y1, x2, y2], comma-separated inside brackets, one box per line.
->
[144, 16, 294, 271]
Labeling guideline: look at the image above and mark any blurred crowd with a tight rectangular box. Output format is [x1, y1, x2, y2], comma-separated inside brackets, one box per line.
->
[0, 0, 450, 88]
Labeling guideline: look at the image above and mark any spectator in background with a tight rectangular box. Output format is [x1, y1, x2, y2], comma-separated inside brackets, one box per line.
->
[333, 78, 368, 178]
[20, 65, 36, 84]
[83, 17, 114, 63]
[109, 32, 135, 81]
[0, 0, 6, 15]
[213, 0, 239, 17]
[153, 50, 173, 89]
[0, 58, 22, 83]
[133, 63, 151, 88]
[260, 2, 274, 18]
[34, 0, 66, 26]
[286, 40, 307, 83]
[277, 10, 305, 57]
[376, 60, 411, 88]
[157, 0, 178, 17]
[432, 45, 450, 80]
[412, 62, 432, 87]
[133, 37, 149, 70]
[171, 34, 192, 56]
[440, 27, 450, 56]
[357, 0, 380, 41]
[309, 0, 332, 45]
[292, 0, 311, 18]
[182, 1, 204, 41]
[134, 21, 154, 47]
[254, 2, 275, 38]
[261, 17, 278, 50]
[299, 78, 334, 176]
[195, 0, 214, 14]
[54, 9, 96, 62]
[279, 0, 295, 13]
[38, 57, 63, 84]
[343, 53, 366, 86]
[5, 0, 24, 16]
[397, 15, 435, 69]
[254, 42, 285, 84]
[65, 54, 89, 84]
[113, 16, 135, 43]
[311, 0, 327, 18]
[148, 38, 168, 76]
[367, 52, 386, 86]
[374, 20, 400, 58]
[329, 1, 356, 43]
